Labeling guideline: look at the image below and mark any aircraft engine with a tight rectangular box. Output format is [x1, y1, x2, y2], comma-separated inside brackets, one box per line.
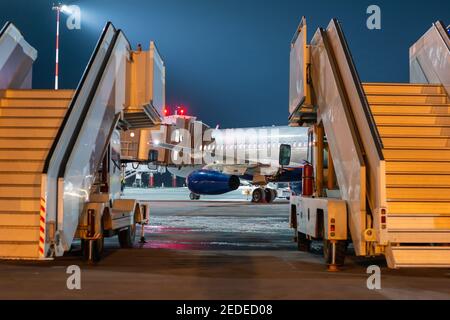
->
[187, 170, 240, 195]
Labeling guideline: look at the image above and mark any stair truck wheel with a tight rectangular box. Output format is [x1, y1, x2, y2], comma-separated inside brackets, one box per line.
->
[81, 237, 104, 262]
[118, 221, 137, 248]
[297, 232, 311, 252]
[252, 188, 263, 203]
[323, 239, 346, 267]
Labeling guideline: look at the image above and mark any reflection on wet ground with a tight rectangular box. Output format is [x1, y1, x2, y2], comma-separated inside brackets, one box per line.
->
[1, 188, 450, 299]
[120, 188, 295, 251]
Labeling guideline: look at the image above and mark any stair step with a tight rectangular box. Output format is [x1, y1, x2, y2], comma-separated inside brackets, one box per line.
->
[371, 105, 450, 115]
[384, 148, 450, 161]
[0, 211, 40, 226]
[363, 83, 444, 95]
[0, 117, 63, 127]
[0, 90, 70, 260]
[0, 160, 44, 172]
[382, 137, 450, 148]
[0, 89, 74, 99]
[0, 241, 39, 259]
[0, 99, 71, 108]
[0, 138, 54, 149]
[387, 201, 450, 214]
[0, 107, 67, 117]
[387, 187, 450, 201]
[387, 213, 450, 233]
[0, 127, 59, 138]
[0, 225, 40, 241]
[0, 172, 40, 184]
[386, 161, 450, 174]
[0, 185, 41, 197]
[387, 173, 450, 187]
[388, 232, 450, 244]
[0, 149, 48, 161]
[374, 115, 450, 126]
[386, 245, 450, 268]
[0, 198, 40, 211]
[367, 94, 448, 104]
[378, 126, 450, 136]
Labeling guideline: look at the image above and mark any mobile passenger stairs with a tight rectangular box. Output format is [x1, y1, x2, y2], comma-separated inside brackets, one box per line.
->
[289, 18, 450, 269]
[0, 22, 164, 261]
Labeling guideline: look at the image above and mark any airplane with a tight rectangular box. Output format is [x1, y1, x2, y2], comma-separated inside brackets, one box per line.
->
[150, 123, 309, 203]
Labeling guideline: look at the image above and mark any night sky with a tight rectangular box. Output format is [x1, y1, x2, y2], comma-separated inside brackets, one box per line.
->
[0, 0, 449, 128]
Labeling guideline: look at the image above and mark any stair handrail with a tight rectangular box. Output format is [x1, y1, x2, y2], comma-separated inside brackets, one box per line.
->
[0, 21, 12, 38]
[44, 22, 117, 173]
[41, 22, 119, 256]
[311, 19, 388, 250]
[410, 20, 450, 99]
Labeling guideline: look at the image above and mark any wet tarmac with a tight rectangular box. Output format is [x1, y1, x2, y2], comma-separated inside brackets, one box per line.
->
[0, 188, 449, 300]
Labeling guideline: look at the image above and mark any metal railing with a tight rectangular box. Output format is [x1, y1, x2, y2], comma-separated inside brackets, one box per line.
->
[309, 19, 389, 254]
[42, 22, 132, 255]
[410, 21, 450, 99]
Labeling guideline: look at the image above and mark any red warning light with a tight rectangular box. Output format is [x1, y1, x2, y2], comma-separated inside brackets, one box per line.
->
[163, 107, 170, 116]
[175, 105, 186, 116]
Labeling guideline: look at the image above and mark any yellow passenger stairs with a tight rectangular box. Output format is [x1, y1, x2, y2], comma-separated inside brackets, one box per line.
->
[364, 83, 450, 268]
[0, 89, 74, 259]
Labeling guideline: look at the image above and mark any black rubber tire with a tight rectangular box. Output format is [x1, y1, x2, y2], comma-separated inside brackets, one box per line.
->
[297, 232, 311, 252]
[264, 189, 274, 203]
[118, 223, 136, 248]
[81, 237, 104, 262]
[323, 240, 347, 266]
[271, 189, 277, 201]
[189, 192, 201, 200]
[252, 188, 263, 203]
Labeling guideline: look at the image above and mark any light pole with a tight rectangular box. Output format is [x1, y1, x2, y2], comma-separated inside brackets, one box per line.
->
[52, 4, 61, 90]
[52, 3, 71, 90]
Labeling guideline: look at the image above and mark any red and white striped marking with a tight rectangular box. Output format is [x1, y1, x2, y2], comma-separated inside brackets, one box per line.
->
[39, 197, 46, 257]
[54, 8, 60, 90]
